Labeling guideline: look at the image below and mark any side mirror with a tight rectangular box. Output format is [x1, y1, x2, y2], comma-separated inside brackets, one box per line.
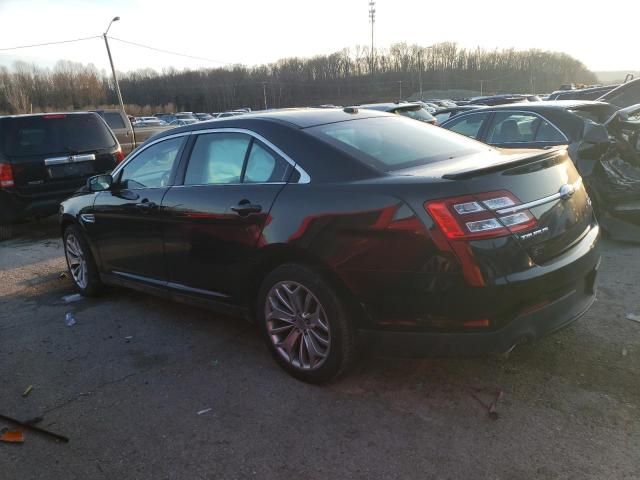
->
[87, 174, 113, 192]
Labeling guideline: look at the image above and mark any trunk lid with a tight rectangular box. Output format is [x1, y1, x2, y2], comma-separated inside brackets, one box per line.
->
[400, 147, 594, 264]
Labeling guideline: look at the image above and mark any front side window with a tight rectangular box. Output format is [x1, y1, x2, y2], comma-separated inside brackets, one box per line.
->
[119, 136, 184, 189]
[444, 113, 489, 139]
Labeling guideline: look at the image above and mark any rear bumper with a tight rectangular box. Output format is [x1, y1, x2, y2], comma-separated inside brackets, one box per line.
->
[356, 225, 601, 355]
[0, 186, 81, 222]
[359, 278, 597, 355]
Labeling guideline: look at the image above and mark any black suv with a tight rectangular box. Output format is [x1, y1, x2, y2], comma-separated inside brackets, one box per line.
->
[0, 112, 123, 225]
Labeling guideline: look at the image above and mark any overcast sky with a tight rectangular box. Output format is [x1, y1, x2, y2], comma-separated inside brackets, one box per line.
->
[0, 0, 638, 74]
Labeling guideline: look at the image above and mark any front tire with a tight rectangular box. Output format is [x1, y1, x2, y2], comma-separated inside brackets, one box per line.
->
[63, 225, 101, 296]
[257, 264, 357, 383]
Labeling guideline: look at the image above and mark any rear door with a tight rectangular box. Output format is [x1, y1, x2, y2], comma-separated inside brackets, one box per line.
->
[481, 111, 568, 149]
[90, 135, 187, 281]
[162, 131, 294, 301]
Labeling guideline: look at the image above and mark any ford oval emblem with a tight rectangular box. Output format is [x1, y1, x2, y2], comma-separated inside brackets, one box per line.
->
[559, 184, 575, 200]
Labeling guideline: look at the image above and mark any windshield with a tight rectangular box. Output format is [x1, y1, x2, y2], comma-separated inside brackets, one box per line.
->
[306, 116, 487, 172]
[1, 114, 116, 157]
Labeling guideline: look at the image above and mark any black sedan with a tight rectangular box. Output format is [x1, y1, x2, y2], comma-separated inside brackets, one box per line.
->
[440, 101, 640, 239]
[60, 108, 600, 382]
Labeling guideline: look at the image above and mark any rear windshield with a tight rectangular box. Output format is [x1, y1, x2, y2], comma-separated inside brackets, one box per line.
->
[306, 116, 486, 172]
[1, 114, 116, 157]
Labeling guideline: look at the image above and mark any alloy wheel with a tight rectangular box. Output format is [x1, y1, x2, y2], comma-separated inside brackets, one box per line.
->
[65, 234, 88, 289]
[265, 281, 331, 370]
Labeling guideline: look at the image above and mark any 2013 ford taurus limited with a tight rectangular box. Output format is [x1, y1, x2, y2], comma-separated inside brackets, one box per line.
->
[59, 108, 601, 383]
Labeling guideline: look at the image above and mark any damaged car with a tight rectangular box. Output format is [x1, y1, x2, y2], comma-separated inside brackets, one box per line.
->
[441, 101, 640, 240]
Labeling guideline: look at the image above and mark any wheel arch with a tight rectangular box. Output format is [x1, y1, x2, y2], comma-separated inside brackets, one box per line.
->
[246, 243, 369, 328]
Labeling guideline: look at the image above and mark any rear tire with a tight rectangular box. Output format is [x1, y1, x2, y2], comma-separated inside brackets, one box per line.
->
[257, 263, 357, 383]
[63, 225, 102, 296]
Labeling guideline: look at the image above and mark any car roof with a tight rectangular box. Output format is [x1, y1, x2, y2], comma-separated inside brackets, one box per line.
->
[358, 103, 422, 112]
[0, 111, 100, 120]
[146, 108, 392, 143]
[476, 100, 609, 111]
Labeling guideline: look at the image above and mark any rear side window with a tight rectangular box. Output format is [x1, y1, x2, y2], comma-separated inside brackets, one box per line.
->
[307, 116, 487, 172]
[103, 112, 126, 130]
[444, 112, 488, 139]
[0, 114, 116, 157]
[486, 112, 566, 144]
[244, 141, 290, 183]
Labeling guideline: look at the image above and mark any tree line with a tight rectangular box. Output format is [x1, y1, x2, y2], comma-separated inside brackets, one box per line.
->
[0, 42, 598, 114]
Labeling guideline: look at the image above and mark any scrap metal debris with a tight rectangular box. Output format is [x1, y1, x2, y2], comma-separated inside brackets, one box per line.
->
[0, 414, 69, 443]
[65, 312, 76, 327]
[22, 385, 33, 398]
[468, 387, 504, 420]
[197, 408, 212, 415]
[626, 313, 640, 323]
[0, 429, 24, 443]
[62, 293, 83, 303]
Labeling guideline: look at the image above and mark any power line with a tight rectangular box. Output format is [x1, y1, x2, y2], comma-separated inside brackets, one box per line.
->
[0, 35, 101, 52]
[107, 36, 236, 65]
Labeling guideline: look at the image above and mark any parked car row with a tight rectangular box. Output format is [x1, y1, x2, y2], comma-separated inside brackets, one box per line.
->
[2, 85, 638, 383]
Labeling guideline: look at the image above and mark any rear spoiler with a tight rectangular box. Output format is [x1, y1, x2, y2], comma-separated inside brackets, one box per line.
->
[442, 148, 567, 180]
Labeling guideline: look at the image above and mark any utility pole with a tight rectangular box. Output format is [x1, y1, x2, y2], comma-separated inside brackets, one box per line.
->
[418, 50, 423, 100]
[397, 80, 403, 101]
[368, 1, 376, 75]
[262, 82, 268, 110]
[103, 16, 125, 114]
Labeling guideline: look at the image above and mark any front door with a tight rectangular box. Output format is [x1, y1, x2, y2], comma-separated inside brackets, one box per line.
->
[162, 131, 294, 301]
[91, 135, 186, 281]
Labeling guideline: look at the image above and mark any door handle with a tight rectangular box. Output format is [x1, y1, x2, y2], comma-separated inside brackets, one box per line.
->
[231, 200, 262, 216]
[136, 200, 158, 212]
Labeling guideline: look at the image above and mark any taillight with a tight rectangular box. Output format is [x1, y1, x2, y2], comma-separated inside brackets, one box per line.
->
[43, 114, 66, 119]
[0, 163, 14, 188]
[114, 147, 125, 163]
[425, 190, 536, 240]
[425, 191, 537, 287]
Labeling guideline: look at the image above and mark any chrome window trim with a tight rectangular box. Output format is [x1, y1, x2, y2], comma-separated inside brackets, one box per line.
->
[190, 127, 311, 184]
[496, 178, 582, 215]
[110, 128, 311, 185]
[483, 110, 569, 144]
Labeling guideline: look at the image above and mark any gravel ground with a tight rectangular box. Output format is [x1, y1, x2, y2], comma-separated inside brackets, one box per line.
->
[0, 217, 639, 480]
